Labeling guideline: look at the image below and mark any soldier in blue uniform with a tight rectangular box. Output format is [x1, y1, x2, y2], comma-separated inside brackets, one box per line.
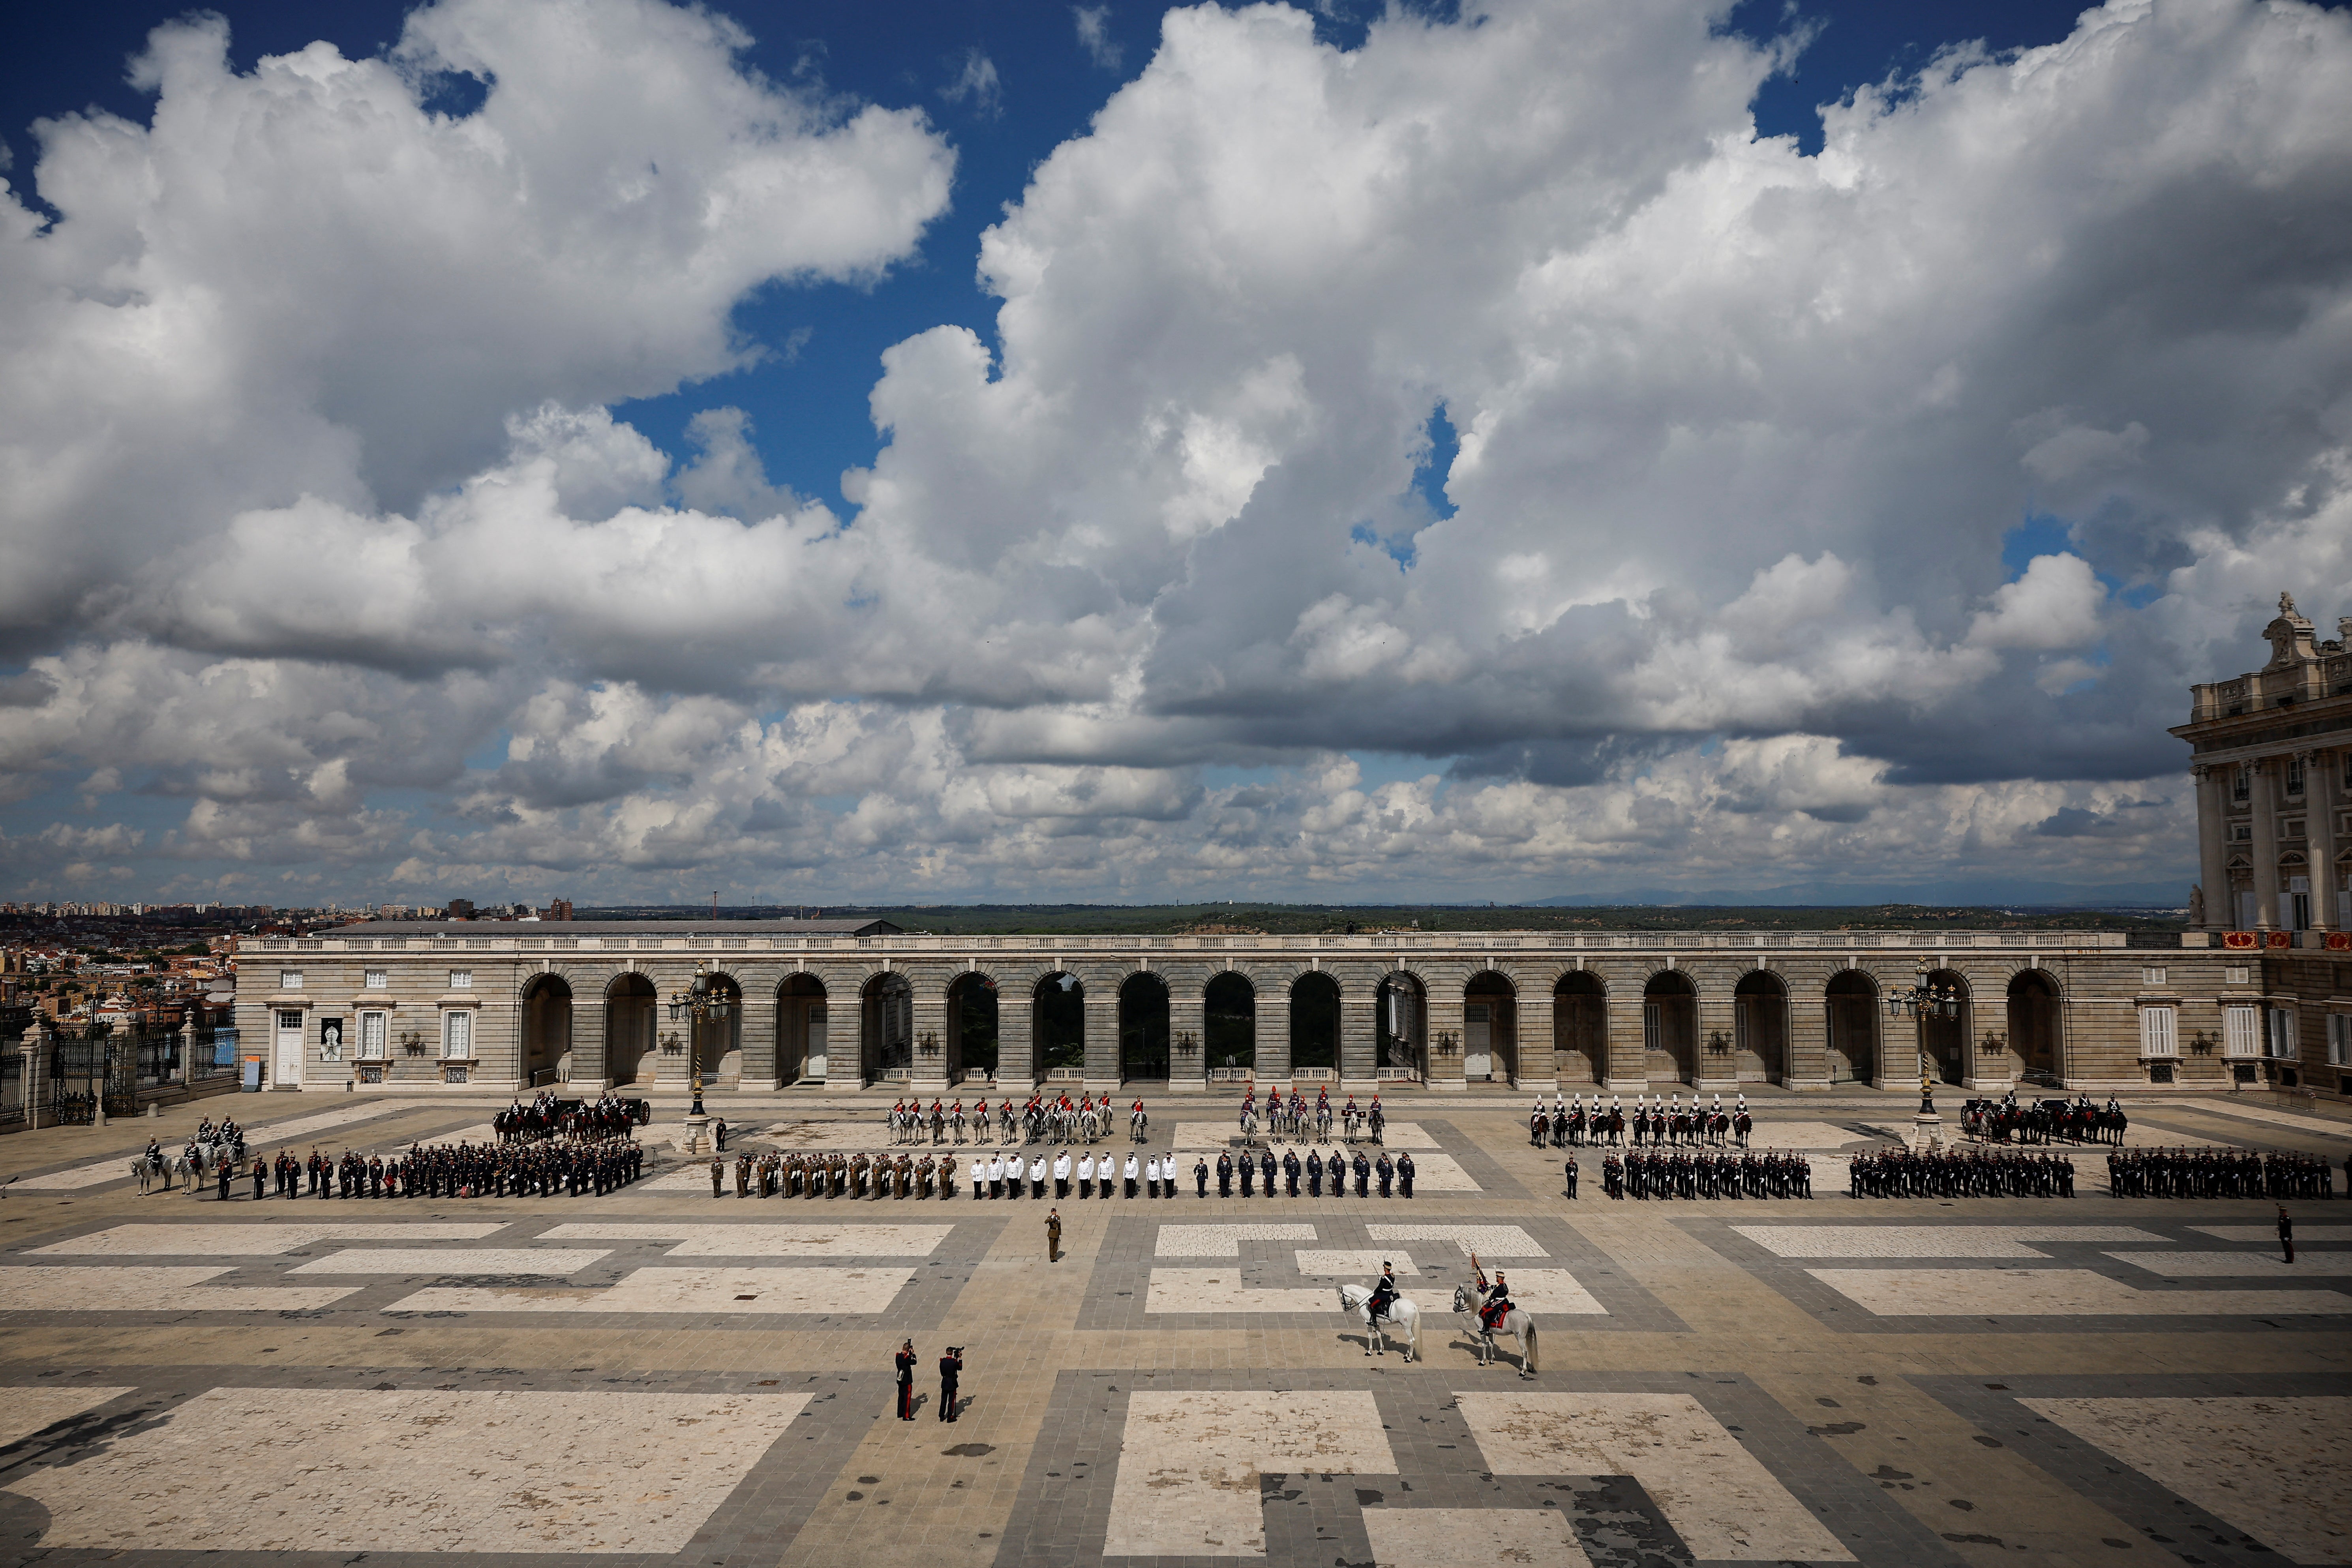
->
[1238, 1148, 1255, 1197]
[1364, 1261, 1400, 1337]
[1352, 1151, 1371, 1196]
[1194, 1155, 1210, 1197]
[1283, 1148, 1301, 1196]
[1259, 1148, 1276, 1198]
[1216, 1151, 1234, 1196]
[1375, 1152, 1394, 1197]
[1306, 1149, 1324, 1196]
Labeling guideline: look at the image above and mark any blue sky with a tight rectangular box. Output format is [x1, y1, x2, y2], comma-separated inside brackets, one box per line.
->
[2, 0, 2346, 909]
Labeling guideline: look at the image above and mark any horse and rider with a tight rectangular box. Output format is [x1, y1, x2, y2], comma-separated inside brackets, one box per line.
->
[1455, 1253, 1539, 1377]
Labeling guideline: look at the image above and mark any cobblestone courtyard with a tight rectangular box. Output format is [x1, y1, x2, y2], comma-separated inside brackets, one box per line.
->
[0, 1090, 2347, 1567]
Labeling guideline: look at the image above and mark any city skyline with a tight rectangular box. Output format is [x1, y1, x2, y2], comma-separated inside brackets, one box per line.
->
[4, 0, 2349, 908]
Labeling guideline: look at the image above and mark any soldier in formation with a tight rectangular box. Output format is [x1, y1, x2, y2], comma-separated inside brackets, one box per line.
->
[1600, 1148, 1811, 1200]
[2105, 1146, 2334, 1200]
[1847, 1146, 2073, 1199]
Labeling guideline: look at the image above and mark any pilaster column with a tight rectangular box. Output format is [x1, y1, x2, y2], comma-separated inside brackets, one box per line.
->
[1695, 982, 1738, 1091]
[911, 971, 951, 1094]
[1254, 977, 1291, 1087]
[1786, 981, 1831, 1090]
[2251, 760, 2282, 930]
[2193, 763, 2231, 930]
[1082, 972, 1120, 1092]
[572, 998, 608, 1088]
[1338, 970, 1378, 1093]
[1511, 985, 1552, 1088]
[1424, 985, 1466, 1092]
[2306, 748, 2340, 931]
[1168, 977, 1206, 1092]
[998, 983, 1035, 1088]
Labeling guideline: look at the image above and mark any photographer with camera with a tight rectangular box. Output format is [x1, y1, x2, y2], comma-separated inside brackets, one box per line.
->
[939, 1345, 964, 1423]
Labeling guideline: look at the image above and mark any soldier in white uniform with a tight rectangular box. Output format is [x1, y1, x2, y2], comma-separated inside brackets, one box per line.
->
[1053, 1148, 1072, 1199]
[1077, 1150, 1096, 1198]
[968, 1155, 985, 1200]
[986, 1152, 1005, 1199]
[1123, 1151, 1140, 1197]
[1030, 1152, 1048, 1199]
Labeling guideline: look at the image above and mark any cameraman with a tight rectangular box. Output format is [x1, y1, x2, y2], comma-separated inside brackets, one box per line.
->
[938, 1345, 964, 1423]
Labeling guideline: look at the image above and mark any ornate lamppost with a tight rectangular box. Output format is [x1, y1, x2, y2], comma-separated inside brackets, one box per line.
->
[666, 962, 730, 1154]
[1883, 963, 1962, 1146]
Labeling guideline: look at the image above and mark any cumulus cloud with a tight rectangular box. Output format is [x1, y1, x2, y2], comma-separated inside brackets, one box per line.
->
[3, 0, 2350, 904]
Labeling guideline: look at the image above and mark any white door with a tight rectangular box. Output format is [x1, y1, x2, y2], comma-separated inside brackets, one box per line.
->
[275, 1009, 304, 1088]
[1464, 1003, 1492, 1080]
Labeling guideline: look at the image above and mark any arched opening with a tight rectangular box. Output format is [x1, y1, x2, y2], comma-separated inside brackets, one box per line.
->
[1551, 971, 1605, 1085]
[947, 972, 998, 1088]
[692, 973, 743, 1087]
[1465, 971, 1517, 1084]
[776, 973, 827, 1085]
[1033, 972, 1085, 1079]
[1290, 972, 1340, 1077]
[862, 972, 913, 1086]
[1120, 972, 1170, 1083]
[1204, 972, 1255, 1080]
[1642, 970, 1696, 1084]
[1377, 972, 1425, 1084]
[2007, 970, 2061, 1086]
[1733, 969, 1787, 1084]
[1919, 968, 1971, 1086]
[521, 974, 572, 1088]
[604, 972, 657, 1086]
[1824, 970, 1877, 1084]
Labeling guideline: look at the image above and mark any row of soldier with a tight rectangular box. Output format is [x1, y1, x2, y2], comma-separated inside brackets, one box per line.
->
[712, 1144, 1421, 1199]
[1587, 1149, 1813, 1200]
[1848, 1147, 2076, 1199]
[2105, 1147, 2340, 1200]
[215, 1135, 644, 1200]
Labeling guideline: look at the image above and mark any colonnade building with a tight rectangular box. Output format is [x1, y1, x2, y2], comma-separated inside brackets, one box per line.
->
[233, 919, 2233, 1097]
[2173, 590, 2352, 1096]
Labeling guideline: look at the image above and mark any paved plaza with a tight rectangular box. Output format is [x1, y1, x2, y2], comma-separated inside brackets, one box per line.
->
[0, 1090, 2347, 1567]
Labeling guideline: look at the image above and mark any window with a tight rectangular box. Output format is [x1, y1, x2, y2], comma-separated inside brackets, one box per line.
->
[443, 1009, 473, 1059]
[360, 1011, 386, 1060]
[2329, 1015, 2352, 1068]
[318, 1018, 343, 1061]
[2286, 756, 2305, 796]
[2225, 965, 2251, 986]
[2224, 1004, 2260, 1056]
[279, 970, 303, 991]
[2138, 1006, 2177, 1057]
[2268, 1007, 2298, 1059]
[276, 1009, 303, 1032]
[448, 969, 473, 991]
[2141, 966, 2167, 987]
[364, 969, 387, 989]
[2235, 768, 2250, 802]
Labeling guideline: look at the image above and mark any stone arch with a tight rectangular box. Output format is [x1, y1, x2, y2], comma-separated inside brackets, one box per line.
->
[2006, 967, 2062, 1084]
[1202, 969, 1256, 1076]
[1376, 969, 1427, 1082]
[1918, 967, 1973, 1087]
[1120, 970, 1171, 1082]
[1551, 969, 1606, 1086]
[1823, 968, 1877, 1084]
[861, 970, 914, 1086]
[1032, 970, 1085, 1078]
[947, 970, 999, 1087]
[1732, 967, 1788, 1084]
[1290, 970, 1341, 1075]
[693, 971, 744, 1087]
[1642, 968, 1697, 1084]
[776, 971, 827, 1086]
[520, 972, 572, 1088]
[604, 971, 657, 1086]
[1464, 969, 1518, 1084]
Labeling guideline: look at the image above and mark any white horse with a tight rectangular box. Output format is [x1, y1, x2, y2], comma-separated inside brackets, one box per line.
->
[1336, 1283, 1421, 1360]
[1452, 1283, 1540, 1379]
[128, 1156, 156, 1195]
[1130, 1107, 1149, 1142]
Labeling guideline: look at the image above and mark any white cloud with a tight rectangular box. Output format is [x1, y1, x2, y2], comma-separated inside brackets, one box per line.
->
[1075, 7, 1124, 71]
[4, 0, 2350, 903]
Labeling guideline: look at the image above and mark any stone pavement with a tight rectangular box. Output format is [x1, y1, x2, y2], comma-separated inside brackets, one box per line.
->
[0, 1092, 2346, 1567]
